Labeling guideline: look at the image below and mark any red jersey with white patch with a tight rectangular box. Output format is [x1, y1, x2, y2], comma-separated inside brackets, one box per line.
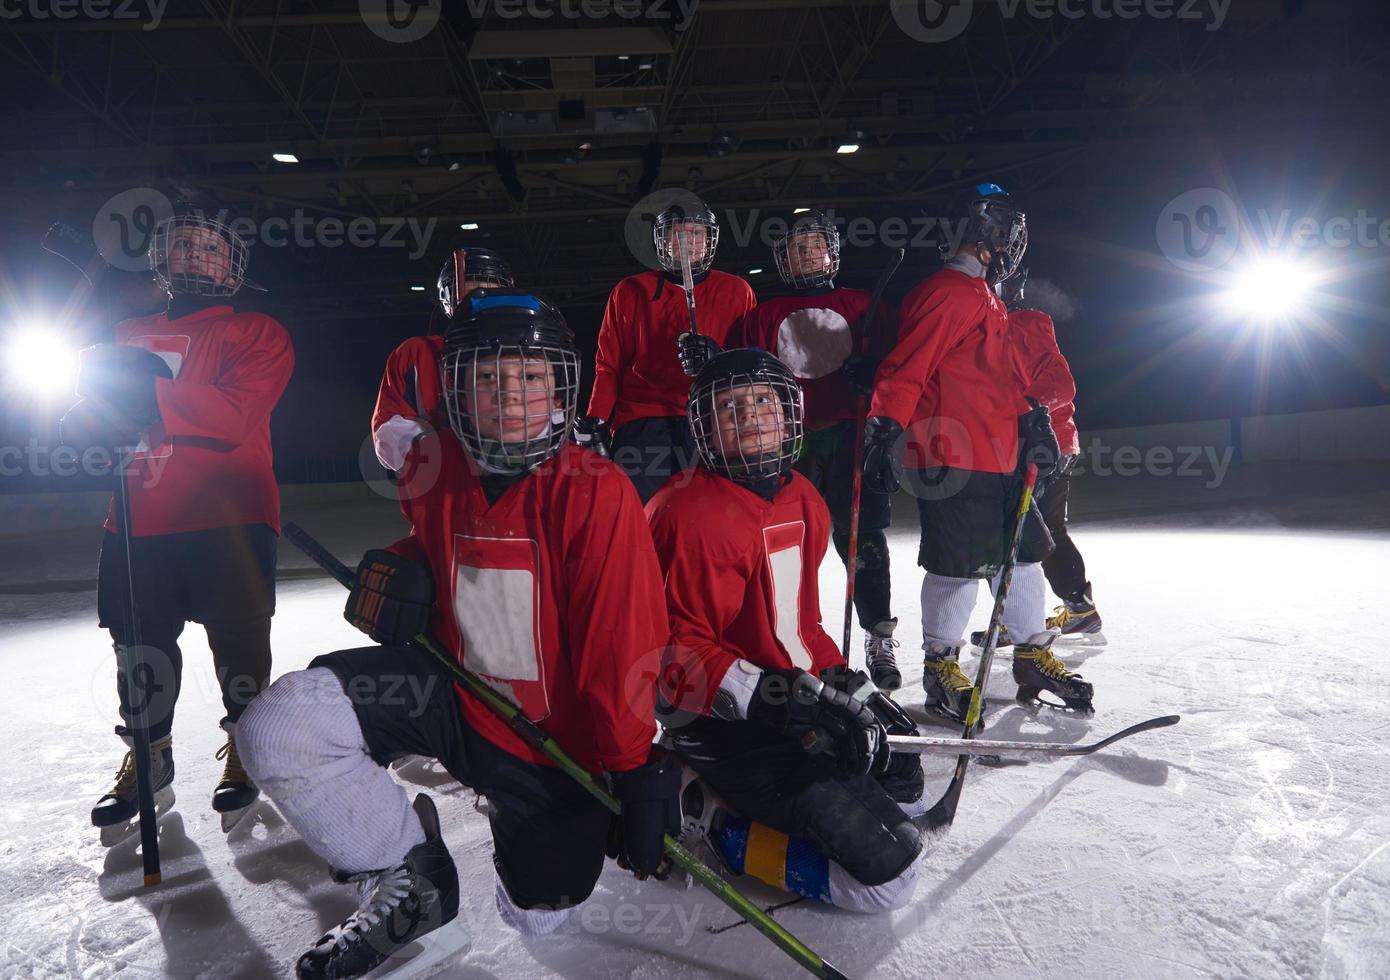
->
[106, 305, 294, 537]
[731, 288, 893, 427]
[646, 467, 842, 716]
[371, 335, 447, 472]
[1009, 309, 1080, 456]
[587, 270, 755, 429]
[870, 269, 1028, 474]
[390, 436, 668, 774]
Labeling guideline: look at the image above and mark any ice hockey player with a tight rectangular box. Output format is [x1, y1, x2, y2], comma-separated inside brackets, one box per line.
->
[238, 291, 678, 980]
[60, 206, 294, 841]
[730, 209, 902, 689]
[576, 199, 755, 502]
[371, 246, 514, 476]
[973, 268, 1102, 648]
[862, 183, 1095, 718]
[648, 348, 926, 913]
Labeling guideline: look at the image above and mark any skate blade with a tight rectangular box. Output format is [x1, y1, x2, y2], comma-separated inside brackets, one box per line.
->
[220, 800, 259, 835]
[1055, 631, 1106, 647]
[366, 922, 471, 980]
[1016, 691, 1096, 715]
[99, 786, 175, 848]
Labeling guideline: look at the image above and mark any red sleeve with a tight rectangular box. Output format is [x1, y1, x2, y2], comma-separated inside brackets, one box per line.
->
[586, 281, 630, 420]
[729, 304, 770, 352]
[153, 315, 294, 446]
[1013, 311, 1076, 414]
[564, 471, 668, 772]
[869, 281, 982, 427]
[648, 497, 753, 716]
[372, 341, 423, 433]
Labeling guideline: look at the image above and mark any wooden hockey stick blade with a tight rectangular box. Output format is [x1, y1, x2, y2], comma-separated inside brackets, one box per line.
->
[888, 714, 1181, 757]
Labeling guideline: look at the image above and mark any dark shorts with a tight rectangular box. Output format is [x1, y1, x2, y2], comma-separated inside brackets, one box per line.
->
[97, 522, 277, 631]
[908, 467, 1053, 579]
[311, 644, 614, 910]
[795, 422, 892, 532]
[665, 715, 921, 886]
[610, 415, 698, 504]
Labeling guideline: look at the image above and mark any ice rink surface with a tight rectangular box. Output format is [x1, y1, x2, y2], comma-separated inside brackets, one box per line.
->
[3, 463, 1389, 979]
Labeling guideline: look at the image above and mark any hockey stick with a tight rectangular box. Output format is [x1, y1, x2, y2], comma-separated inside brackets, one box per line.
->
[841, 247, 905, 661]
[282, 522, 848, 980]
[111, 450, 163, 886]
[918, 464, 1039, 833]
[678, 230, 699, 338]
[887, 713, 1180, 758]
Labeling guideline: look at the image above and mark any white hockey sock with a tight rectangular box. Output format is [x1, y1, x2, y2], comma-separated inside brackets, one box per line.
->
[997, 561, 1046, 644]
[238, 667, 426, 873]
[494, 875, 576, 936]
[827, 859, 920, 913]
[920, 572, 980, 648]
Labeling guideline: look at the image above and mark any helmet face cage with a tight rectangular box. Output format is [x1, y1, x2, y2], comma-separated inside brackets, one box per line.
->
[772, 215, 841, 289]
[689, 368, 804, 483]
[996, 264, 1028, 307]
[441, 342, 579, 474]
[437, 249, 516, 318]
[968, 197, 1028, 285]
[654, 208, 719, 276]
[149, 213, 249, 298]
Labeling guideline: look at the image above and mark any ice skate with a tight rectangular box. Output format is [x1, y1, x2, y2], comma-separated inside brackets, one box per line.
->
[921, 643, 980, 730]
[1013, 635, 1095, 713]
[864, 618, 902, 691]
[213, 722, 259, 833]
[1046, 583, 1106, 646]
[91, 732, 176, 848]
[969, 623, 1013, 650]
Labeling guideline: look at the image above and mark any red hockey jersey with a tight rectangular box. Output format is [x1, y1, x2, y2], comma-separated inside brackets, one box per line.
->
[646, 467, 843, 716]
[391, 436, 669, 775]
[105, 305, 294, 537]
[371, 335, 447, 472]
[1009, 309, 1080, 456]
[870, 270, 1028, 474]
[587, 270, 755, 429]
[730, 288, 893, 427]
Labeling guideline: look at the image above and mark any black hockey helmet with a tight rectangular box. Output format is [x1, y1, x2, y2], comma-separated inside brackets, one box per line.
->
[149, 203, 253, 299]
[437, 247, 516, 318]
[654, 198, 719, 276]
[958, 181, 1027, 286]
[441, 289, 578, 473]
[688, 348, 804, 483]
[772, 209, 841, 289]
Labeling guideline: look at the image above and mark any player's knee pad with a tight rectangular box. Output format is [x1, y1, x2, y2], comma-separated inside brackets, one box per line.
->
[828, 858, 920, 913]
[793, 778, 923, 886]
[238, 666, 356, 785]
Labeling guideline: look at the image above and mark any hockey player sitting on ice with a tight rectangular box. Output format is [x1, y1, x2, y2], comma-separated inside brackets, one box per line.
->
[861, 183, 1095, 719]
[237, 291, 678, 980]
[371, 246, 514, 476]
[575, 197, 755, 503]
[60, 206, 294, 842]
[647, 349, 927, 914]
[729, 209, 903, 691]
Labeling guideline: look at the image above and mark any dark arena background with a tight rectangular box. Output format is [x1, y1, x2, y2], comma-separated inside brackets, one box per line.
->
[1, 3, 1389, 979]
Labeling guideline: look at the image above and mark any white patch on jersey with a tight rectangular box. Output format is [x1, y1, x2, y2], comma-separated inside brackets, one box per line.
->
[452, 535, 549, 718]
[762, 522, 815, 670]
[775, 308, 852, 380]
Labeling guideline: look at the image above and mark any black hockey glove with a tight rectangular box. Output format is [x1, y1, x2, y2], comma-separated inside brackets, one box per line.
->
[677, 331, 721, 377]
[747, 668, 890, 777]
[345, 549, 434, 646]
[840, 353, 879, 396]
[1019, 397, 1060, 485]
[572, 415, 612, 459]
[75, 343, 172, 434]
[60, 398, 143, 453]
[862, 416, 905, 495]
[606, 748, 682, 879]
[819, 665, 925, 801]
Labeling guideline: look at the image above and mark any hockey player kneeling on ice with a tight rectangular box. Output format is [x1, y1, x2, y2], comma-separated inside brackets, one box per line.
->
[647, 349, 926, 913]
[238, 293, 677, 980]
[61, 206, 294, 842]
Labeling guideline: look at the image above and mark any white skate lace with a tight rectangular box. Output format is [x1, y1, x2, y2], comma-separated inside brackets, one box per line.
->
[328, 865, 415, 951]
[865, 633, 900, 669]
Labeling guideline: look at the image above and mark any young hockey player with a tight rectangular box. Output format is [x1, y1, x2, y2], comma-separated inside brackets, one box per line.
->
[576, 199, 755, 502]
[371, 246, 514, 475]
[60, 207, 294, 840]
[730, 210, 903, 689]
[862, 184, 1095, 718]
[648, 348, 926, 914]
[238, 291, 678, 980]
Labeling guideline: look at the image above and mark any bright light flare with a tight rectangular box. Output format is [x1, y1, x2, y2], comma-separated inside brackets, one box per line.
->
[1219, 258, 1316, 321]
[5, 325, 78, 398]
